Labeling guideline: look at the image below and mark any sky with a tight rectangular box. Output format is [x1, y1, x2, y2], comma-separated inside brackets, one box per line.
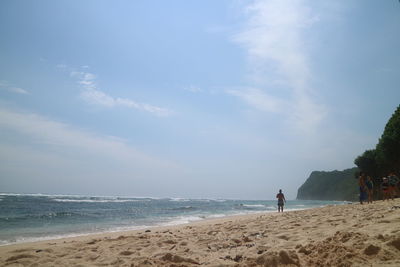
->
[0, 0, 399, 200]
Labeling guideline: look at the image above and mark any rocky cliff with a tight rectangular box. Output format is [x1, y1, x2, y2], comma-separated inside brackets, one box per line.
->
[297, 167, 359, 201]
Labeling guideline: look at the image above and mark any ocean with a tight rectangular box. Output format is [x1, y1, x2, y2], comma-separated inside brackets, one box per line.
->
[0, 193, 348, 246]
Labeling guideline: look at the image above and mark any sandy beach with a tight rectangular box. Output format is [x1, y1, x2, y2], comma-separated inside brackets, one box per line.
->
[1, 199, 399, 267]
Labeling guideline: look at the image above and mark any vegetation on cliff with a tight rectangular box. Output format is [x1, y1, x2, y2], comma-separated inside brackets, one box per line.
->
[297, 168, 359, 201]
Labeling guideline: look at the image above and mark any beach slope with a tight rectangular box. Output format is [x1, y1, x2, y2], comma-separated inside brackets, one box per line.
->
[1, 199, 400, 266]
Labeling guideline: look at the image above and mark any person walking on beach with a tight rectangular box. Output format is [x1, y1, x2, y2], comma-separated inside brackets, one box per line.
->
[276, 189, 286, 212]
[366, 176, 374, 203]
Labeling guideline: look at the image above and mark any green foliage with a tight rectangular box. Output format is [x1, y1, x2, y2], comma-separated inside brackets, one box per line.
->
[355, 104, 400, 177]
[376, 105, 400, 173]
[296, 168, 359, 201]
[354, 149, 379, 177]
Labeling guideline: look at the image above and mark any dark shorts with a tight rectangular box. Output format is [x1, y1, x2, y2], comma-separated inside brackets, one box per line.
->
[278, 200, 284, 206]
[359, 187, 367, 200]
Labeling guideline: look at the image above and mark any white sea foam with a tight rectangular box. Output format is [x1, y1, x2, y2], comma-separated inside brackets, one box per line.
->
[0, 233, 92, 247]
[206, 214, 228, 219]
[212, 199, 227, 202]
[0, 193, 49, 197]
[0, 192, 160, 201]
[241, 204, 265, 208]
[168, 198, 190, 202]
[161, 215, 204, 226]
[52, 199, 142, 203]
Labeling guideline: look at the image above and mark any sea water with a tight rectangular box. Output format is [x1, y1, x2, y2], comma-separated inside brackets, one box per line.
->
[0, 193, 348, 245]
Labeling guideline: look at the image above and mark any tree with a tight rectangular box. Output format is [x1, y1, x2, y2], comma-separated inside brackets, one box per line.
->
[354, 149, 379, 177]
[354, 104, 400, 194]
[376, 105, 400, 173]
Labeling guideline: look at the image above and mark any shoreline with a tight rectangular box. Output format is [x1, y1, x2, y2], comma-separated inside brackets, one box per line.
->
[0, 199, 342, 247]
[1, 199, 400, 266]
[0, 209, 281, 247]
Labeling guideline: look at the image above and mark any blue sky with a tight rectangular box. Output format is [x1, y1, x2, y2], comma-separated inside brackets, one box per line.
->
[1, 0, 399, 199]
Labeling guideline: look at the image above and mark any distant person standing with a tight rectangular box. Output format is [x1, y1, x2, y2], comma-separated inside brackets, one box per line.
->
[381, 177, 390, 201]
[276, 189, 286, 212]
[388, 172, 399, 200]
[358, 172, 367, 204]
[366, 176, 374, 203]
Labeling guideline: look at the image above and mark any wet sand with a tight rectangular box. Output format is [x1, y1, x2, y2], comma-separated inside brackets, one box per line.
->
[1, 199, 400, 266]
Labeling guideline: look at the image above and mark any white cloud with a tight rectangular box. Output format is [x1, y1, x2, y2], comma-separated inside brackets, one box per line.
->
[0, 108, 180, 172]
[0, 107, 184, 195]
[71, 71, 97, 90]
[65, 67, 173, 117]
[80, 88, 172, 117]
[226, 87, 285, 113]
[8, 87, 30, 95]
[81, 88, 115, 107]
[0, 80, 30, 95]
[232, 0, 326, 133]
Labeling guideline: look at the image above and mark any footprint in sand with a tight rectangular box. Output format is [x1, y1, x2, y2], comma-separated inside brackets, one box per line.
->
[6, 253, 38, 262]
[119, 250, 135, 256]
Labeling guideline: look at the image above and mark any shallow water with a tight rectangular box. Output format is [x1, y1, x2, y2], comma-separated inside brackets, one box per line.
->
[0, 193, 347, 245]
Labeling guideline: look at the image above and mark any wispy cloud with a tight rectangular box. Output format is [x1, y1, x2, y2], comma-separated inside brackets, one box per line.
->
[59, 65, 173, 117]
[0, 107, 179, 170]
[0, 107, 183, 194]
[0, 80, 30, 95]
[232, 0, 326, 133]
[8, 87, 29, 95]
[81, 88, 172, 116]
[226, 87, 285, 113]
